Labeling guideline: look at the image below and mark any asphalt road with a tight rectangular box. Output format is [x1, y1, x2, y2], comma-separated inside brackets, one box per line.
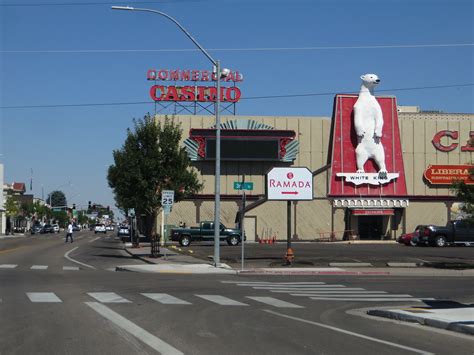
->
[173, 241, 474, 268]
[1, 231, 473, 355]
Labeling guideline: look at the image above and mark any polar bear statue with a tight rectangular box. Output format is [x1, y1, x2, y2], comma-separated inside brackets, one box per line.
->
[353, 73, 387, 178]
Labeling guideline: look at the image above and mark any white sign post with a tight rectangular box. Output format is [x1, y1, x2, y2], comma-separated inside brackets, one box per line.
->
[161, 190, 174, 248]
[266, 167, 313, 265]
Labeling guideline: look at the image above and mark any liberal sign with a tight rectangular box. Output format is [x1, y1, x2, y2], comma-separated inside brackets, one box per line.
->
[267, 167, 313, 200]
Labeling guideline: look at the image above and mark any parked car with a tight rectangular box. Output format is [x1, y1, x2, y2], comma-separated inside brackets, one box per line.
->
[30, 225, 43, 235]
[118, 225, 130, 242]
[72, 224, 81, 232]
[418, 220, 474, 247]
[170, 221, 244, 247]
[94, 224, 107, 234]
[397, 225, 425, 246]
[40, 224, 55, 234]
[52, 224, 60, 233]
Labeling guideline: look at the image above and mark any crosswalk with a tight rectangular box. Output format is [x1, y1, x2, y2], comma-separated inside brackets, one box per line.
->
[0, 264, 80, 271]
[221, 281, 434, 302]
[1, 291, 305, 308]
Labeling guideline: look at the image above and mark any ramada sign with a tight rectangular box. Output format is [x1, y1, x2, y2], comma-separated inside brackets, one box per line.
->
[147, 68, 243, 103]
[267, 167, 313, 201]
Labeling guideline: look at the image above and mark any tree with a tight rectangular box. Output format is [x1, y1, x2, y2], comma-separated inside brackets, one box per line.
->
[47, 190, 67, 207]
[108, 114, 202, 250]
[451, 166, 474, 223]
[5, 196, 20, 234]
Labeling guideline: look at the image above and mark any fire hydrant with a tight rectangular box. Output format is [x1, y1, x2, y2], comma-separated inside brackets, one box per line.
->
[285, 248, 294, 265]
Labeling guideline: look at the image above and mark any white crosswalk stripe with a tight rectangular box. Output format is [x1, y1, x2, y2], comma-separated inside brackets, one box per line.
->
[0, 264, 17, 269]
[87, 292, 131, 303]
[142, 293, 191, 305]
[63, 266, 80, 271]
[196, 295, 248, 306]
[223, 280, 432, 303]
[31, 265, 48, 270]
[246, 296, 304, 308]
[26, 292, 62, 303]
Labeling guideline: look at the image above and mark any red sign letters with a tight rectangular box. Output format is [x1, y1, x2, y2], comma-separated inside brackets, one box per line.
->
[432, 130, 474, 152]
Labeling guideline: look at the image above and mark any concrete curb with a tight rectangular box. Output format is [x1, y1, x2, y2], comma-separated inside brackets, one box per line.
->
[367, 309, 474, 335]
[329, 262, 373, 267]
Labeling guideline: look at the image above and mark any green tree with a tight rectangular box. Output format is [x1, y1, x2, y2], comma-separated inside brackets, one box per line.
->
[108, 114, 202, 247]
[5, 196, 20, 234]
[451, 166, 474, 223]
[47, 190, 67, 207]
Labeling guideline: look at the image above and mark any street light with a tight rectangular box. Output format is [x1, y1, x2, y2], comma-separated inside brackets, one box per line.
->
[112, 6, 226, 266]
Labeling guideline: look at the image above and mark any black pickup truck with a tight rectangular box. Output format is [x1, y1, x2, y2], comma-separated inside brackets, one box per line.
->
[170, 221, 243, 247]
[418, 220, 474, 247]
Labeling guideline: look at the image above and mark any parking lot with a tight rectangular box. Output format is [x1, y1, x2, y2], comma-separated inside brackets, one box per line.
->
[169, 241, 474, 269]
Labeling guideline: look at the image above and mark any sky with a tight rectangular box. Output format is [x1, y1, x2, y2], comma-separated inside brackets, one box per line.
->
[1, 0, 473, 217]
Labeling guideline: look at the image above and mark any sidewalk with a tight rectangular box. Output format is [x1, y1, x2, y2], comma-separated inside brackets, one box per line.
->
[368, 303, 474, 335]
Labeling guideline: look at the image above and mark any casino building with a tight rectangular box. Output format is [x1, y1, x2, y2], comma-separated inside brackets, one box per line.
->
[155, 102, 473, 242]
[148, 69, 472, 241]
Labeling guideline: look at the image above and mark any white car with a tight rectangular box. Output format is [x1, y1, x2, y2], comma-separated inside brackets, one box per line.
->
[94, 224, 107, 234]
[52, 224, 60, 233]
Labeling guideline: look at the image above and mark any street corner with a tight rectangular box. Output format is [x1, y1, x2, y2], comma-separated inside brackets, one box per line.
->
[367, 301, 474, 336]
[115, 263, 237, 275]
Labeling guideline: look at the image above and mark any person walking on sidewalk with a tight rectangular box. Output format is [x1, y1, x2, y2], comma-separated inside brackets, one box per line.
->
[65, 221, 74, 243]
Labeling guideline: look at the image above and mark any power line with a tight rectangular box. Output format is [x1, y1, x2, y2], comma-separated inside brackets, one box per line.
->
[2, 43, 473, 54]
[0, 1, 183, 7]
[1, 83, 472, 110]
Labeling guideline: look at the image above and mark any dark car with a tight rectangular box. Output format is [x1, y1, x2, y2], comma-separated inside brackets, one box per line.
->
[40, 224, 55, 234]
[171, 221, 244, 247]
[418, 220, 474, 247]
[72, 224, 81, 232]
[30, 225, 42, 235]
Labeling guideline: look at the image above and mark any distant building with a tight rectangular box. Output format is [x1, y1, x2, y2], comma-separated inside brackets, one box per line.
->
[0, 164, 4, 235]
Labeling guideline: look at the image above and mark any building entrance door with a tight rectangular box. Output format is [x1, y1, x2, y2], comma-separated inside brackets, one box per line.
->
[358, 216, 384, 240]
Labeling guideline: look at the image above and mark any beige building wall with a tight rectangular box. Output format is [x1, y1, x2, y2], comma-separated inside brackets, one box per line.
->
[156, 111, 473, 240]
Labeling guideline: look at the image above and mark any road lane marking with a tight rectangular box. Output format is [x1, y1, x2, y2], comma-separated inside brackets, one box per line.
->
[264, 309, 433, 355]
[309, 297, 433, 302]
[287, 291, 388, 295]
[222, 281, 326, 285]
[266, 287, 363, 292]
[247, 296, 303, 308]
[63, 266, 80, 271]
[31, 265, 48, 270]
[253, 285, 346, 289]
[85, 302, 183, 355]
[0, 264, 17, 268]
[87, 292, 131, 303]
[142, 293, 191, 305]
[26, 292, 62, 303]
[88, 237, 101, 243]
[64, 247, 96, 270]
[196, 295, 248, 306]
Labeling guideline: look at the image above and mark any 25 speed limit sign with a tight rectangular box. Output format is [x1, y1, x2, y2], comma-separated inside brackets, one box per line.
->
[161, 190, 174, 207]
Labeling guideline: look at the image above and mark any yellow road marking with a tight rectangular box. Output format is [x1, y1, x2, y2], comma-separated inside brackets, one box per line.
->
[0, 246, 24, 254]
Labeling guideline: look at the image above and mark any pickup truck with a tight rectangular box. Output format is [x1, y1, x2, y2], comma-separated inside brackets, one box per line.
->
[170, 221, 243, 247]
[418, 220, 474, 247]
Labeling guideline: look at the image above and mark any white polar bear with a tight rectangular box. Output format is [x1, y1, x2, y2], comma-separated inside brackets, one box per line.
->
[353, 73, 387, 178]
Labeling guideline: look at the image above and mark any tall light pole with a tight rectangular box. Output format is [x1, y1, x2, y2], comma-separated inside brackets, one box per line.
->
[112, 6, 224, 266]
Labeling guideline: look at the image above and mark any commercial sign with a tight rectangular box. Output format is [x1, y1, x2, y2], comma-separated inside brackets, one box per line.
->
[431, 130, 474, 152]
[147, 68, 243, 103]
[267, 167, 313, 200]
[328, 94, 407, 197]
[352, 209, 394, 216]
[424, 164, 474, 185]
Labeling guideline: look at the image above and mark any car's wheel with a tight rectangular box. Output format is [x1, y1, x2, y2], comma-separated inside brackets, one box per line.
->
[227, 235, 240, 246]
[435, 235, 447, 247]
[179, 235, 191, 247]
[409, 239, 417, 246]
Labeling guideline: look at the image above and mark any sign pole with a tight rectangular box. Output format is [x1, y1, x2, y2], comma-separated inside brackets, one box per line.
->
[286, 200, 293, 265]
[241, 174, 246, 271]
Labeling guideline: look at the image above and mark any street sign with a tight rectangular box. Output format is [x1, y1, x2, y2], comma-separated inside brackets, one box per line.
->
[267, 167, 313, 200]
[163, 205, 172, 215]
[161, 190, 175, 207]
[233, 181, 254, 190]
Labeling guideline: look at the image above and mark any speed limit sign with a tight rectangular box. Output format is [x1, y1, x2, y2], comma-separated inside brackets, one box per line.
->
[161, 190, 174, 207]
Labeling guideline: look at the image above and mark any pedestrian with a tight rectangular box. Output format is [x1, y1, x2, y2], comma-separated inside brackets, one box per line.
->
[65, 221, 74, 243]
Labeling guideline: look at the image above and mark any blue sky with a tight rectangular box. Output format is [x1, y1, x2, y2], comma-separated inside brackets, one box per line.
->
[1, 0, 473, 216]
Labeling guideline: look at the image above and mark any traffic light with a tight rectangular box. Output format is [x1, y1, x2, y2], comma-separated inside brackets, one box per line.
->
[88, 201, 91, 210]
[107, 206, 110, 212]
[72, 204, 76, 210]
